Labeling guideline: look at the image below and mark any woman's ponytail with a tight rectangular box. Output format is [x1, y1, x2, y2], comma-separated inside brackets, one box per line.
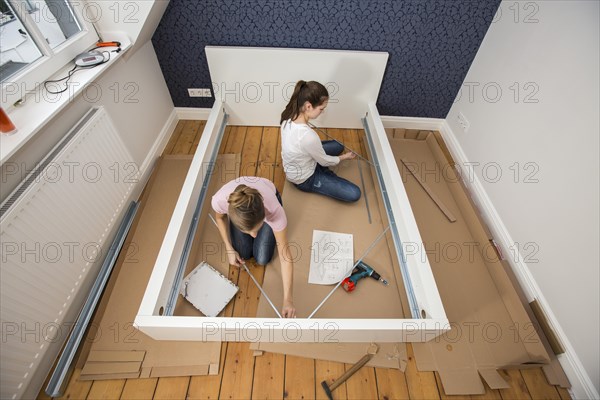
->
[227, 185, 265, 232]
[280, 80, 329, 124]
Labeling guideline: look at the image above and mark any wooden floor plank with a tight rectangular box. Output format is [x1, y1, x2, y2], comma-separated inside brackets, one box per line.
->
[404, 345, 440, 400]
[327, 128, 345, 147]
[316, 360, 348, 400]
[345, 364, 378, 400]
[224, 126, 247, 155]
[190, 120, 208, 154]
[172, 120, 201, 155]
[357, 129, 371, 161]
[557, 386, 572, 400]
[162, 120, 185, 155]
[375, 367, 410, 400]
[498, 369, 532, 400]
[218, 342, 255, 399]
[394, 128, 407, 139]
[471, 383, 502, 400]
[120, 378, 157, 400]
[252, 351, 285, 399]
[86, 379, 126, 400]
[218, 126, 233, 154]
[342, 129, 362, 158]
[257, 126, 279, 181]
[519, 369, 561, 400]
[405, 129, 420, 140]
[240, 126, 263, 177]
[152, 376, 190, 400]
[285, 356, 316, 400]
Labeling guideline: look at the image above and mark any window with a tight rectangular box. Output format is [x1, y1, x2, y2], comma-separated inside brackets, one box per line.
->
[0, 0, 98, 108]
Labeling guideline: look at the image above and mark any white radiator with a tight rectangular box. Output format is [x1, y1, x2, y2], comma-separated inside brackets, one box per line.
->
[0, 107, 137, 400]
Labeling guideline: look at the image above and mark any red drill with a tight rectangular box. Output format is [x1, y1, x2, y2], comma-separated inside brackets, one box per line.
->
[342, 261, 388, 292]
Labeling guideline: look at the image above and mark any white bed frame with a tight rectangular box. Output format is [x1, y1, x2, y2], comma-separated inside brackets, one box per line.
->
[135, 47, 448, 342]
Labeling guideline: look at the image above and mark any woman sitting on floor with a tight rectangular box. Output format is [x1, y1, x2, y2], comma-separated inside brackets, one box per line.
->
[212, 177, 295, 318]
[280, 80, 362, 202]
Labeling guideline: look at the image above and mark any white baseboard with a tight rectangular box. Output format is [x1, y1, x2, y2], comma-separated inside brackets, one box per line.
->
[436, 119, 599, 400]
[379, 115, 445, 131]
[135, 108, 179, 200]
[175, 107, 212, 121]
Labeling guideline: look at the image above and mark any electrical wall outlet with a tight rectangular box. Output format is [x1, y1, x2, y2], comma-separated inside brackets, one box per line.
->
[457, 112, 470, 133]
[188, 88, 212, 97]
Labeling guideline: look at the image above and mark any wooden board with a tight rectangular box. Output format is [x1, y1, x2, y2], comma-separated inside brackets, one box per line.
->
[252, 351, 285, 399]
[520, 369, 561, 400]
[404, 345, 441, 400]
[153, 377, 190, 400]
[163, 121, 185, 155]
[285, 356, 316, 400]
[497, 369, 532, 400]
[172, 120, 202, 154]
[120, 378, 158, 400]
[345, 363, 378, 400]
[375, 367, 410, 400]
[86, 379, 126, 400]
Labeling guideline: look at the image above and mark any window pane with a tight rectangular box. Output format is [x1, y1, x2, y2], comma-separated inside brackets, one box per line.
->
[0, 0, 43, 81]
[29, 0, 82, 49]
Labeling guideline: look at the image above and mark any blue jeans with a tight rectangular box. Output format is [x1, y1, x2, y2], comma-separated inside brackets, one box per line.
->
[229, 191, 282, 265]
[295, 140, 361, 202]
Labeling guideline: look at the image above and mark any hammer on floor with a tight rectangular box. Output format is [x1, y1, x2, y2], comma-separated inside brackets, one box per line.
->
[321, 344, 379, 400]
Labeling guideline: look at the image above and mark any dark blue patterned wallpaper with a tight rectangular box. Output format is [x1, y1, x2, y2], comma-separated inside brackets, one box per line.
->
[152, 0, 500, 118]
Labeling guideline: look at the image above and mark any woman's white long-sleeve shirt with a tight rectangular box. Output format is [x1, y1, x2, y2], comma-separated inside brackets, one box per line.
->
[280, 120, 340, 184]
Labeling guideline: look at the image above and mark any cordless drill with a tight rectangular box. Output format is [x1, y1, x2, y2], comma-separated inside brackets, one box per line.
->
[342, 261, 388, 292]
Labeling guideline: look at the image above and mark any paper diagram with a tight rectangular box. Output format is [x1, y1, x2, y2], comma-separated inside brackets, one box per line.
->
[309, 230, 354, 285]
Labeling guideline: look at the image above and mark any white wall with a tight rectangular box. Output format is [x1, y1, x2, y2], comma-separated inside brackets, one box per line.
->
[446, 1, 599, 397]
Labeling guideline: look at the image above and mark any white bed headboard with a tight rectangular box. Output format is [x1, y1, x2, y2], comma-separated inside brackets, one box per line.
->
[206, 46, 388, 128]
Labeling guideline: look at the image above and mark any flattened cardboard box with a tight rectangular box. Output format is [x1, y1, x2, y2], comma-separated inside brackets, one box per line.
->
[252, 154, 408, 369]
[80, 155, 227, 380]
[387, 132, 556, 394]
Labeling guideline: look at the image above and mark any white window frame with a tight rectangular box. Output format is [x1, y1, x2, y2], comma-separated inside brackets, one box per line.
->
[1, 0, 99, 109]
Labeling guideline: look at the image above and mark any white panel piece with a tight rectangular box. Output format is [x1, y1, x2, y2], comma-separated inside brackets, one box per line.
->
[206, 46, 388, 128]
[0, 107, 136, 400]
[138, 101, 227, 318]
[180, 262, 239, 317]
[309, 230, 354, 285]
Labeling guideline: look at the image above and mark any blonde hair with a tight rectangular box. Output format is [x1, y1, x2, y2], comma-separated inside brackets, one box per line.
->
[227, 185, 265, 232]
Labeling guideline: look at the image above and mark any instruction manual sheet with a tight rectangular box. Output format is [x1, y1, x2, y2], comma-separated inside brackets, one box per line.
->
[309, 230, 354, 285]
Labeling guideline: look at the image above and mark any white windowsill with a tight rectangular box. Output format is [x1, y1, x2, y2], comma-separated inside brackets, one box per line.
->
[0, 35, 132, 166]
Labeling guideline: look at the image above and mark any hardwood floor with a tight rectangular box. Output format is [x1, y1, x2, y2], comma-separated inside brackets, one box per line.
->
[40, 121, 570, 400]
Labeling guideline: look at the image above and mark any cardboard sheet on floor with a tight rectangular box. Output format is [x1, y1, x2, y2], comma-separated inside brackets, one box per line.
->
[387, 133, 554, 394]
[79, 155, 230, 380]
[252, 156, 408, 369]
[173, 154, 242, 316]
